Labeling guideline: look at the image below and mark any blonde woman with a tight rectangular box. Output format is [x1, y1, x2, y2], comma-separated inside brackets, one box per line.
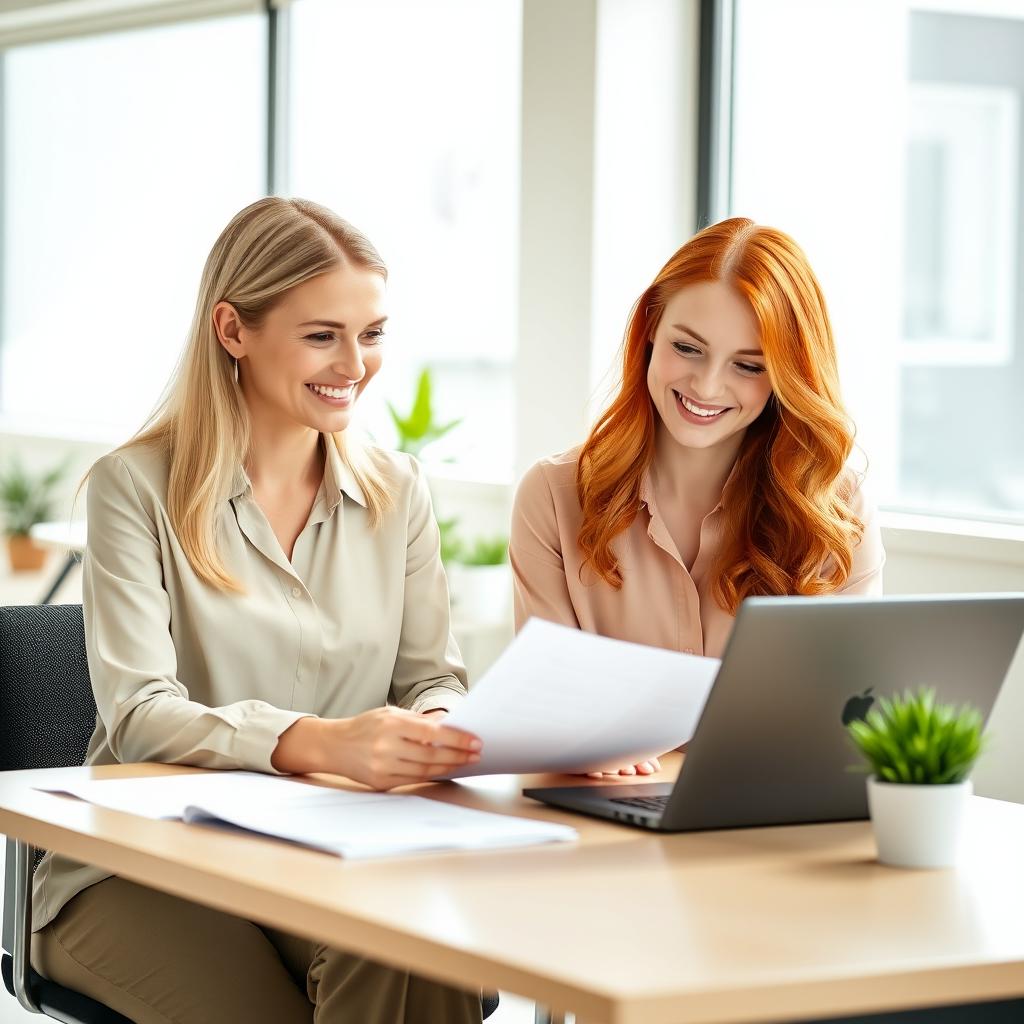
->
[30, 198, 486, 1023]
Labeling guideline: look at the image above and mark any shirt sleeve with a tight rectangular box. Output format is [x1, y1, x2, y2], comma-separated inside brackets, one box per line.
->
[509, 460, 581, 632]
[837, 473, 886, 596]
[83, 454, 312, 774]
[389, 457, 469, 712]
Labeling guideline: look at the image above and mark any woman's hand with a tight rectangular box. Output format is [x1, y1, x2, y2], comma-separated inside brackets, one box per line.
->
[272, 708, 482, 790]
[584, 757, 661, 780]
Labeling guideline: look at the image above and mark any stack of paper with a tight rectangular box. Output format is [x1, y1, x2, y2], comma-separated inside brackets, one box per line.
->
[38, 772, 577, 859]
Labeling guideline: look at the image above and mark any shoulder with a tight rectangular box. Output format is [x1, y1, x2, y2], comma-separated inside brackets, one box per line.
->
[836, 463, 885, 587]
[356, 445, 434, 527]
[363, 445, 421, 498]
[89, 442, 170, 512]
[516, 447, 581, 506]
[839, 463, 877, 526]
[513, 448, 583, 539]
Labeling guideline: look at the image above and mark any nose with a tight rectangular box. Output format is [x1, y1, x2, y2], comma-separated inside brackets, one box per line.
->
[687, 362, 727, 402]
[332, 338, 365, 383]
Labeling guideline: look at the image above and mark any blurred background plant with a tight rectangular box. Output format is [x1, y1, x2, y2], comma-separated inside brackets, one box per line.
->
[388, 368, 462, 459]
[0, 454, 72, 570]
[444, 532, 510, 624]
[0, 455, 70, 537]
[458, 535, 509, 566]
[436, 516, 463, 565]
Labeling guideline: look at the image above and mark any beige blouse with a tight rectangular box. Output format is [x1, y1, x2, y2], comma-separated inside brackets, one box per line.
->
[34, 437, 467, 930]
[510, 448, 884, 659]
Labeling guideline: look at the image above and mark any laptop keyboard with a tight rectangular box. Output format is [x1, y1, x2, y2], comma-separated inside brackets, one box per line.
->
[609, 795, 670, 813]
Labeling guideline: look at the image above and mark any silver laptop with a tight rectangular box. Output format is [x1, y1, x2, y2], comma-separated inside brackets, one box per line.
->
[524, 594, 1024, 831]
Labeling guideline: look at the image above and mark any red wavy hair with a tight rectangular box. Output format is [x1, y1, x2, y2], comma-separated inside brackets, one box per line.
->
[577, 217, 864, 613]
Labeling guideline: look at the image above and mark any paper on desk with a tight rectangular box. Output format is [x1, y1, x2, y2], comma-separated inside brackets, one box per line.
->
[37, 772, 577, 859]
[443, 618, 720, 778]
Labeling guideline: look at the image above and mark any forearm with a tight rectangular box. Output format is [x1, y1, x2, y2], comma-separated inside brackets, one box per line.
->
[271, 715, 333, 774]
[403, 678, 466, 714]
[107, 690, 310, 773]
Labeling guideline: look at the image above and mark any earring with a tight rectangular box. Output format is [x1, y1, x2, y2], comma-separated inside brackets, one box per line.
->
[233, 358, 239, 385]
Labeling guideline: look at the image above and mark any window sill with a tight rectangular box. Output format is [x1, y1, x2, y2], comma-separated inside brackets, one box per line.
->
[879, 509, 1024, 567]
[0, 413, 124, 448]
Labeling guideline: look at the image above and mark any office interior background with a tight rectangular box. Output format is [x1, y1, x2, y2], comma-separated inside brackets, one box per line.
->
[0, 0, 1022, 1018]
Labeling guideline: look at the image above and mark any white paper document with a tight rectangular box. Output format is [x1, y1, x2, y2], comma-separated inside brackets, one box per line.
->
[444, 618, 720, 777]
[38, 772, 577, 859]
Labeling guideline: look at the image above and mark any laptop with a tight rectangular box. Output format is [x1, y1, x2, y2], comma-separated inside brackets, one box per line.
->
[524, 594, 1024, 832]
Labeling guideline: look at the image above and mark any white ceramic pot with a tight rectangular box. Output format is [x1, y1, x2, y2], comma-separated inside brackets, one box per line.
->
[446, 563, 512, 625]
[867, 776, 972, 869]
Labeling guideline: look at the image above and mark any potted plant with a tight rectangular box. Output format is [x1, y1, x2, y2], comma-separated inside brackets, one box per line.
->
[387, 368, 462, 458]
[847, 687, 987, 868]
[0, 455, 71, 571]
[446, 533, 511, 624]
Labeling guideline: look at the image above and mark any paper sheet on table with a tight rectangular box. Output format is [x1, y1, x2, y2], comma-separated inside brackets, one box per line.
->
[37, 772, 576, 859]
[444, 618, 720, 777]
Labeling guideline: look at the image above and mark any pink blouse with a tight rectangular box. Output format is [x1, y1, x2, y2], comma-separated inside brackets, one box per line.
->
[510, 448, 885, 658]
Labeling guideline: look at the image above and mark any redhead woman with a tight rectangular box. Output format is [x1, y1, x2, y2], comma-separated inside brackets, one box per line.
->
[510, 217, 884, 777]
[31, 198, 486, 1023]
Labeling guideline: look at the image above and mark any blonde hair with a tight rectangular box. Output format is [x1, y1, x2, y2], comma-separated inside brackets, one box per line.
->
[106, 197, 394, 592]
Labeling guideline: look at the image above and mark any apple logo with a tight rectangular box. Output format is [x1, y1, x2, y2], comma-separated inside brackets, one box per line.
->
[842, 687, 875, 725]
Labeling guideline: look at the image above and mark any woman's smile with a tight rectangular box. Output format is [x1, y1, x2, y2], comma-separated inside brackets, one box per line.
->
[673, 389, 733, 424]
[305, 382, 356, 407]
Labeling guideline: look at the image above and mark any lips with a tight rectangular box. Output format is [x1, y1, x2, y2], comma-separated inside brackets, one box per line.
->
[305, 383, 356, 408]
[673, 390, 732, 420]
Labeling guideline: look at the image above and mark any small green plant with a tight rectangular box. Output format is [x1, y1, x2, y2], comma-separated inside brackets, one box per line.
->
[458, 535, 509, 566]
[436, 515, 463, 565]
[387, 368, 461, 458]
[0, 455, 71, 537]
[847, 687, 987, 785]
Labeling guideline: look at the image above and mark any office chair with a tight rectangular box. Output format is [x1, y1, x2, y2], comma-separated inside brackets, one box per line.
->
[0, 603, 500, 1022]
[0, 602, 131, 1022]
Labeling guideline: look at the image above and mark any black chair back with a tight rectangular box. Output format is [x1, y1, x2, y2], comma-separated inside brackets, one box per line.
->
[0, 603, 135, 1024]
[0, 603, 96, 773]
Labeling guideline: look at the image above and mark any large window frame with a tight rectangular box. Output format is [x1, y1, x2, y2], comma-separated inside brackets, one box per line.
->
[5, 0, 1019, 548]
[696, 0, 1024, 538]
[0, 0, 530, 479]
[0, 0, 283, 443]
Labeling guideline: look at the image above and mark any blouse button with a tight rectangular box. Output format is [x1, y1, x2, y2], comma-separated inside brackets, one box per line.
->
[291, 586, 302, 599]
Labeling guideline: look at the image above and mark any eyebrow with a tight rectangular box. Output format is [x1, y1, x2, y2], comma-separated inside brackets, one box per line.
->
[298, 316, 389, 330]
[671, 323, 764, 358]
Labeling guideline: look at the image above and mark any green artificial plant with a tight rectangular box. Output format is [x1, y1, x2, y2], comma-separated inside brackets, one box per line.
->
[847, 687, 987, 785]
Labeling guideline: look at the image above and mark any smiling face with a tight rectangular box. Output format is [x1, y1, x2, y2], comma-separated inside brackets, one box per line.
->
[646, 279, 773, 453]
[219, 263, 387, 435]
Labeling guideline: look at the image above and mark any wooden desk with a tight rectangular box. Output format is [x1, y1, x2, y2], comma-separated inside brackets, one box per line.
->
[2, 757, 1024, 1024]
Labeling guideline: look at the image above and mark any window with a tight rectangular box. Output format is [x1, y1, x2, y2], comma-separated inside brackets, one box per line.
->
[1, 14, 266, 440]
[719, 0, 1024, 522]
[287, 0, 521, 476]
[903, 83, 1018, 366]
